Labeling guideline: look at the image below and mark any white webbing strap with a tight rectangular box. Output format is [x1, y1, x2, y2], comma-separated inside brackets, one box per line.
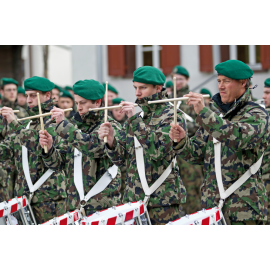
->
[134, 135, 175, 205]
[169, 102, 194, 122]
[22, 120, 54, 195]
[213, 113, 264, 207]
[74, 148, 118, 203]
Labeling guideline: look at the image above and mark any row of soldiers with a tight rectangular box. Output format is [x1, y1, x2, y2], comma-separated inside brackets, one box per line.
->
[0, 60, 270, 225]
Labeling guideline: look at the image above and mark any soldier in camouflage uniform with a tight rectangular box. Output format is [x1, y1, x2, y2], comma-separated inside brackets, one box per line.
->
[58, 90, 76, 121]
[0, 115, 16, 202]
[39, 80, 122, 216]
[170, 66, 204, 215]
[0, 78, 28, 118]
[99, 66, 187, 225]
[262, 78, 270, 224]
[17, 86, 27, 110]
[0, 76, 67, 224]
[110, 97, 128, 197]
[170, 60, 269, 225]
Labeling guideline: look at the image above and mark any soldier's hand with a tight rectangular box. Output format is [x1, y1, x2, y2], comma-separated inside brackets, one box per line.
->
[170, 123, 186, 143]
[51, 107, 65, 124]
[120, 101, 136, 119]
[1, 107, 15, 124]
[98, 122, 115, 148]
[39, 130, 53, 152]
[185, 92, 205, 114]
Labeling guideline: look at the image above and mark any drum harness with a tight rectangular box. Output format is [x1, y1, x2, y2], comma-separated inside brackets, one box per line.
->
[74, 130, 118, 216]
[213, 113, 265, 210]
[22, 120, 54, 224]
[135, 111, 177, 207]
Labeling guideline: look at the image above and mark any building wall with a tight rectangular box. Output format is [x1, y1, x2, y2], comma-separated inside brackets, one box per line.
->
[71, 45, 270, 103]
[22, 45, 72, 87]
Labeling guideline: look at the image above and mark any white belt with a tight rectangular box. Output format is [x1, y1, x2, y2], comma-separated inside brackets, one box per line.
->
[134, 135, 175, 206]
[74, 148, 118, 204]
[22, 120, 54, 202]
[213, 113, 264, 208]
[169, 101, 194, 122]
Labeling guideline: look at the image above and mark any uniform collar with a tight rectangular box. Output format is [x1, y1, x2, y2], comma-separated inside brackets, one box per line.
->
[136, 89, 167, 117]
[71, 109, 104, 129]
[26, 99, 55, 117]
[1, 97, 18, 109]
[176, 85, 189, 98]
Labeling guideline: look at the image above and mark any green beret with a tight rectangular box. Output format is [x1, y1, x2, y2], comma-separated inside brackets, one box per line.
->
[200, 88, 212, 98]
[73, 79, 105, 100]
[65, 86, 73, 91]
[133, 66, 166, 85]
[215, 60, 253, 80]
[264, 78, 270, 88]
[0, 93, 1, 99]
[103, 83, 118, 95]
[53, 84, 63, 92]
[24, 76, 55, 92]
[60, 90, 74, 100]
[112, 97, 125, 105]
[18, 86, 25, 95]
[172, 66, 189, 78]
[165, 81, 173, 88]
[1, 78, 18, 87]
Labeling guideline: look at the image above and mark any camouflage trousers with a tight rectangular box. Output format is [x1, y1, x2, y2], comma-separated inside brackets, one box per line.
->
[231, 221, 266, 225]
[264, 181, 270, 225]
[177, 157, 203, 215]
[0, 164, 16, 202]
[32, 200, 66, 224]
[148, 205, 181, 225]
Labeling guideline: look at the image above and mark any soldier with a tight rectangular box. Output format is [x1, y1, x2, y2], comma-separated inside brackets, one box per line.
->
[171, 66, 204, 215]
[17, 86, 27, 110]
[110, 97, 127, 126]
[170, 60, 269, 225]
[98, 66, 187, 225]
[200, 88, 218, 112]
[103, 83, 118, 106]
[0, 93, 2, 105]
[51, 84, 62, 107]
[65, 86, 74, 98]
[0, 76, 67, 224]
[0, 78, 28, 118]
[262, 78, 270, 224]
[165, 80, 173, 96]
[39, 79, 122, 216]
[58, 90, 76, 121]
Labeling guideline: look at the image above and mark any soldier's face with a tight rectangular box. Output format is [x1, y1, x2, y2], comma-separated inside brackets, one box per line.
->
[74, 95, 101, 116]
[17, 93, 27, 106]
[108, 91, 118, 106]
[217, 75, 246, 104]
[172, 74, 189, 90]
[26, 90, 51, 108]
[59, 97, 74, 110]
[52, 89, 60, 104]
[0, 84, 17, 102]
[133, 82, 162, 100]
[112, 107, 125, 121]
[263, 87, 270, 107]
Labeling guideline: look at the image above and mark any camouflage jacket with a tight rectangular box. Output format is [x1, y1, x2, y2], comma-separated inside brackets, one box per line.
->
[42, 110, 122, 216]
[0, 115, 17, 202]
[174, 89, 269, 222]
[105, 89, 187, 208]
[169, 85, 198, 137]
[0, 98, 28, 119]
[262, 107, 270, 194]
[0, 99, 67, 204]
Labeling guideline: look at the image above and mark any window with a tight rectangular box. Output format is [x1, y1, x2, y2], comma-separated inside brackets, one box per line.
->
[229, 45, 262, 70]
[135, 45, 162, 69]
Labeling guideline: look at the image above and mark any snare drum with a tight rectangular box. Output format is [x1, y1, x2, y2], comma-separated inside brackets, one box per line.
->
[80, 201, 151, 225]
[0, 196, 36, 225]
[167, 207, 226, 225]
[41, 209, 82, 225]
